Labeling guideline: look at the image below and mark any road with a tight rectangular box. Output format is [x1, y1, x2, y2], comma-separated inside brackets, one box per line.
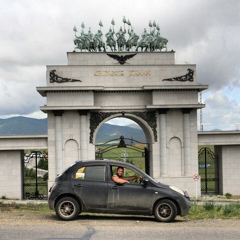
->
[1, 212, 240, 240]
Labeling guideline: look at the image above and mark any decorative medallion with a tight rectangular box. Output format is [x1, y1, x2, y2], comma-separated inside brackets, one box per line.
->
[49, 70, 82, 83]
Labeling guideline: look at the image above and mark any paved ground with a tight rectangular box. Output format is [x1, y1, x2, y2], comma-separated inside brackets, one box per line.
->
[1, 196, 240, 240]
[1, 211, 240, 240]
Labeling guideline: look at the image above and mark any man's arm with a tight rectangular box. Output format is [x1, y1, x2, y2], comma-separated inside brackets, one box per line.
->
[112, 175, 129, 184]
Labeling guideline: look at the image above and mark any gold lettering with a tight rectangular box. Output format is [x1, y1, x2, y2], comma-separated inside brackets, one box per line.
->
[129, 71, 151, 76]
[94, 71, 125, 76]
[94, 71, 100, 76]
[95, 70, 150, 76]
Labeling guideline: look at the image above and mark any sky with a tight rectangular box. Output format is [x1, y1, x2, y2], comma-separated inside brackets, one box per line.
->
[0, 0, 239, 131]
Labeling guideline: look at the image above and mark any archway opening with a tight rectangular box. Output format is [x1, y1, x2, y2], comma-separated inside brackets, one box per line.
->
[95, 117, 150, 173]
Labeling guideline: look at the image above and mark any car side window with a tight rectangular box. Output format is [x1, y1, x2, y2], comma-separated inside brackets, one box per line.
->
[111, 165, 142, 184]
[74, 165, 105, 181]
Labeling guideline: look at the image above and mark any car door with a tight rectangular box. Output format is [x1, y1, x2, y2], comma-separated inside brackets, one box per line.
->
[71, 164, 108, 210]
[107, 164, 153, 213]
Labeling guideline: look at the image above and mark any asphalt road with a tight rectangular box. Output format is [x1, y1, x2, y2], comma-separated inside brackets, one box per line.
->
[1, 213, 240, 240]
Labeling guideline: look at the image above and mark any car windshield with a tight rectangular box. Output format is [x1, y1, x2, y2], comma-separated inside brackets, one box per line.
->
[147, 174, 161, 184]
[135, 168, 161, 184]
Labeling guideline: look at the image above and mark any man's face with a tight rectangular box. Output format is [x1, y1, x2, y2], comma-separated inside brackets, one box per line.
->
[117, 168, 124, 177]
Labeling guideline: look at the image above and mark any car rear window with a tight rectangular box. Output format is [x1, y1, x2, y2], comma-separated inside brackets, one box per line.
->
[74, 165, 105, 181]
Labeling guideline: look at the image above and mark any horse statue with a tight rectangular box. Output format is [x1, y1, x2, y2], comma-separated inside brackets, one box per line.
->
[74, 32, 93, 52]
[153, 37, 168, 51]
[135, 35, 154, 52]
[105, 28, 117, 52]
[105, 38, 116, 51]
[74, 37, 88, 52]
[160, 37, 168, 51]
[117, 35, 126, 51]
[93, 37, 106, 52]
[126, 30, 139, 51]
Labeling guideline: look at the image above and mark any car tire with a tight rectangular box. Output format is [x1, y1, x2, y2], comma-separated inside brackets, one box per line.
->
[55, 197, 80, 221]
[153, 199, 177, 222]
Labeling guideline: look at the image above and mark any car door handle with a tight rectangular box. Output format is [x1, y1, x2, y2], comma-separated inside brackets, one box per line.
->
[74, 183, 82, 187]
[111, 186, 118, 189]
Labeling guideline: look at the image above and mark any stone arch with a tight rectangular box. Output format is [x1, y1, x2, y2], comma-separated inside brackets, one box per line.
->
[92, 112, 156, 145]
[91, 112, 156, 175]
[90, 111, 157, 144]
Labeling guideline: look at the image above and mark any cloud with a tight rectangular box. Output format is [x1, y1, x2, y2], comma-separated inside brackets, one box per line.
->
[0, 0, 239, 130]
[200, 88, 240, 130]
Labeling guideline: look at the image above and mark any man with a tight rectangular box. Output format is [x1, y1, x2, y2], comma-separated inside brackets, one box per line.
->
[112, 166, 141, 184]
[116, 26, 126, 41]
[105, 28, 115, 45]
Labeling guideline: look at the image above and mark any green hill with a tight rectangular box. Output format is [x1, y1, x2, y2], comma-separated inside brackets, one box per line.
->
[0, 117, 146, 143]
[0, 117, 47, 135]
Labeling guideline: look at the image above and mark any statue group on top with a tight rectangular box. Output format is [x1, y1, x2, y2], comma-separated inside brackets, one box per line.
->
[73, 17, 168, 52]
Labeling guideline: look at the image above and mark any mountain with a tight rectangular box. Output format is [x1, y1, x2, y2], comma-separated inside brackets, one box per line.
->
[96, 123, 146, 144]
[0, 117, 146, 143]
[0, 117, 48, 135]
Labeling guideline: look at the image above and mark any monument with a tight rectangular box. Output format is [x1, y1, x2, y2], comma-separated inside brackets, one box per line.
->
[37, 18, 208, 196]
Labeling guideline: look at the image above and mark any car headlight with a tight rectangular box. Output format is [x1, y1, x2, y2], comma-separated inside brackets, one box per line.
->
[169, 185, 184, 195]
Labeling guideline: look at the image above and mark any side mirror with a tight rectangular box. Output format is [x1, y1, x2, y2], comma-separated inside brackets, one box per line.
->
[142, 178, 149, 187]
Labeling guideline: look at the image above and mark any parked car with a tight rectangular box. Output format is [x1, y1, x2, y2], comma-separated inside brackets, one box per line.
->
[48, 160, 191, 222]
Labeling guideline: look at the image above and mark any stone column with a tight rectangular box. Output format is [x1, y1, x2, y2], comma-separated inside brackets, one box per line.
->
[53, 110, 63, 176]
[182, 109, 192, 176]
[79, 110, 88, 160]
[159, 109, 168, 177]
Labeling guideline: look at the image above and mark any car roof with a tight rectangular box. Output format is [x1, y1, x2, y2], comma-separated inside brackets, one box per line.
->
[75, 159, 137, 168]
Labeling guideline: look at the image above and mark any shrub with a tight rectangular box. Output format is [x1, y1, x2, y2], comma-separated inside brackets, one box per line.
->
[37, 158, 48, 170]
[222, 204, 240, 217]
[24, 167, 36, 179]
[43, 172, 48, 181]
[203, 202, 215, 211]
[225, 193, 232, 199]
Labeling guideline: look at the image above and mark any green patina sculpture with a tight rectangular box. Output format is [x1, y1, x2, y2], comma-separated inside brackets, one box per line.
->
[73, 18, 168, 52]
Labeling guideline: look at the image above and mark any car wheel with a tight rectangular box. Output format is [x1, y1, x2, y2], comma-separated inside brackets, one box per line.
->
[55, 197, 80, 221]
[153, 199, 177, 222]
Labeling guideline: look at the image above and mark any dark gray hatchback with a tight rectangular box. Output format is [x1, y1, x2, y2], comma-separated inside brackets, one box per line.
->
[48, 160, 191, 222]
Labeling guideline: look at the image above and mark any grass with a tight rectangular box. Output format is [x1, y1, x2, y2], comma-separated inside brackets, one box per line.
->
[0, 202, 52, 214]
[183, 202, 240, 220]
[1, 201, 240, 220]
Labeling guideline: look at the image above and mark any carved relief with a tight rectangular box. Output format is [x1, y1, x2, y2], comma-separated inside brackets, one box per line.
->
[89, 111, 157, 143]
[107, 53, 137, 65]
[49, 70, 82, 83]
[163, 69, 194, 82]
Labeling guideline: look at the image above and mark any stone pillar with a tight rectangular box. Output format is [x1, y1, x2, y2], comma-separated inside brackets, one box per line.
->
[159, 109, 168, 177]
[79, 110, 88, 160]
[182, 109, 192, 176]
[53, 110, 64, 176]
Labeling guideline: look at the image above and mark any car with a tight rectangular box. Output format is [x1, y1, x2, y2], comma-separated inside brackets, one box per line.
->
[48, 160, 191, 222]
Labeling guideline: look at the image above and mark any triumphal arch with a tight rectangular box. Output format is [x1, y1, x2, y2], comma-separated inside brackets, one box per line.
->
[37, 19, 208, 196]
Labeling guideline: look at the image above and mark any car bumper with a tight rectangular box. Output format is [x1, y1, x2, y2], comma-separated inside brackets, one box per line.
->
[180, 198, 191, 216]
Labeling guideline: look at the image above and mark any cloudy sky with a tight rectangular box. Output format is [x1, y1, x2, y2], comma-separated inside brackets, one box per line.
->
[0, 0, 239, 131]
